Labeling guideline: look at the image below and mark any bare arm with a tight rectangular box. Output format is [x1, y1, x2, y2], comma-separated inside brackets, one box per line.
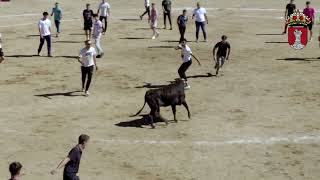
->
[50, 157, 70, 175]
[204, 13, 208, 24]
[212, 47, 217, 61]
[191, 54, 201, 66]
[94, 56, 98, 70]
[226, 47, 231, 60]
[284, 9, 287, 19]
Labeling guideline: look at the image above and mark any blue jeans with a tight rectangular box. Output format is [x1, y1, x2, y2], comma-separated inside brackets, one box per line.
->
[195, 21, 207, 40]
[55, 20, 61, 33]
[38, 35, 51, 55]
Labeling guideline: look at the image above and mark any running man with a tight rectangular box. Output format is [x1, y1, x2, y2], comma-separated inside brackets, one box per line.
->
[162, 0, 172, 30]
[192, 2, 208, 42]
[303, 1, 316, 41]
[93, 14, 104, 58]
[0, 33, 4, 63]
[175, 39, 200, 90]
[140, 0, 150, 21]
[9, 162, 23, 180]
[83, 4, 94, 40]
[51, 2, 62, 37]
[97, 0, 110, 34]
[51, 134, 90, 180]
[150, 3, 160, 39]
[177, 10, 188, 43]
[37, 12, 52, 57]
[213, 35, 231, 76]
[78, 40, 98, 96]
[283, 0, 296, 34]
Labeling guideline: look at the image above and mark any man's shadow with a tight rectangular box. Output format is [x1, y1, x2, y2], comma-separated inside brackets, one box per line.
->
[187, 73, 216, 79]
[35, 91, 85, 99]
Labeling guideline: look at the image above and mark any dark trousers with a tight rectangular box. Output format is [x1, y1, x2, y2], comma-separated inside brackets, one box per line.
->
[63, 173, 79, 180]
[195, 21, 207, 40]
[141, 6, 150, 18]
[163, 11, 172, 27]
[81, 66, 94, 91]
[99, 16, 107, 32]
[179, 26, 186, 43]
[178, 60, 192, 80]
[54, 20, 61, 33]
[38, 35, 51, 55]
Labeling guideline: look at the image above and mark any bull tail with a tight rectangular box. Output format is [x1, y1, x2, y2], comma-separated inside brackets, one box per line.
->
[131, 100, 147, 117]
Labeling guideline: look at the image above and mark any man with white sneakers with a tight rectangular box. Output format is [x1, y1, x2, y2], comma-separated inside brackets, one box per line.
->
[192, 2, 208, 42]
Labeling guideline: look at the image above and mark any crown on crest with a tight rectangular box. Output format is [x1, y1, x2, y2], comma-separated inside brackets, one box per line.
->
[286, 10, 311, 26]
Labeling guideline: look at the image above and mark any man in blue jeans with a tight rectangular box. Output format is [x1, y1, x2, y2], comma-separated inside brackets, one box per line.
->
[37, 12, 52, 57]
[51, 2, 62, 37]
[192, 2, 208, 42]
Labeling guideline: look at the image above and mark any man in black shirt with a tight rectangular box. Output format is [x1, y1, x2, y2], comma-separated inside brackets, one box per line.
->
[177, 10, 188, 43]
[83, 4, 94, 40]
[213, 35, 231, 76]
[283, 0, 296, 34]
[51, 134, 90, 180]
[162, 0, 172, 30]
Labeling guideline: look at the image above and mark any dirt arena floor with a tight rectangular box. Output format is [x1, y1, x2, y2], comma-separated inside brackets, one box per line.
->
[0, 0, 320, 179]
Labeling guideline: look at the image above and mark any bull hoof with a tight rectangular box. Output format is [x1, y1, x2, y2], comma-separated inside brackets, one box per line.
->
[174, 120, 178, 123]
[151, 126, 156, 129]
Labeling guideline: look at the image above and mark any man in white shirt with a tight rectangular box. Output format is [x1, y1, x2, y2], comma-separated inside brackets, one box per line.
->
[92, 14, 104, 58]
[37, 12, 52, 57]
[175, 39, 200, 90]
[140, 0, 150, 20]
[78, 40, 98, 96]
[192, 2, 208, 42]
[97, 0, 110, 34]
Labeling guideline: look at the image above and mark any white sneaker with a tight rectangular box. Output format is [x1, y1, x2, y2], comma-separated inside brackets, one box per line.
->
[82, 88, 85, 92]
[184, 85, 191, 90]
[152, 36, 156, 39]
[196, 39, 199, 43]
[85, 91, 90, 96]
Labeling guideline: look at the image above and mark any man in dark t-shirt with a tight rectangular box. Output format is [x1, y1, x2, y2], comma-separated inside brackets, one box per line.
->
[177, 10, 188, 43]
[83, 4, 94, 40]
[162, 0, 172, 30]
[283, 0, 296, 34]
[213, 35, 231, 76]
[51, 134, 90, 180]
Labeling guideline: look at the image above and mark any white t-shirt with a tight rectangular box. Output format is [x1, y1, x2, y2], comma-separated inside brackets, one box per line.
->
[182, 45, 192, 63]
[145, 0, 150, 7]
[99, 2, 111, 17]
[193, 7, 207, 22]
[79, 47, 97, 67]
[38, 19, 51, 36]
[93, 20, 103, 39]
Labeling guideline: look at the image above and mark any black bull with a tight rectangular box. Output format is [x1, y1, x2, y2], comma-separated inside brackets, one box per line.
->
[131, 79, 191, 128]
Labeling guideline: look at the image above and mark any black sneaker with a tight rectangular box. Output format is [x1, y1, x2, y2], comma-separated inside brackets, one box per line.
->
[96, 55, 101, 58]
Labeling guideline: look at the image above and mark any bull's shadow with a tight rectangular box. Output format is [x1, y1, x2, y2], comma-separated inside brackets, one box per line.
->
[115, 115, 164, 128]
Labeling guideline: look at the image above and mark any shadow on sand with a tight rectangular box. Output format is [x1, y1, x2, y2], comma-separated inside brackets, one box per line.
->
[265, 41, 288, 44]
[256, 33, 284, 36]
[187, 73, 216, 79]
[115, 115, 165, 128]
[276, 57, 320, 61]
[135, 83, 168, 89]
[148, 45, 175, 49]
[119, 37, 150, 40]
[35, 91, 85, 99]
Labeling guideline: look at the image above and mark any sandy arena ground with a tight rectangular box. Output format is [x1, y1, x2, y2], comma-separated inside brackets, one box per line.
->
[0, 0, 320, 179]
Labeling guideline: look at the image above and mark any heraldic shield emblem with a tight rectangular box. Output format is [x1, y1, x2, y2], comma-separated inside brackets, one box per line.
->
[287, 10, 311, 50]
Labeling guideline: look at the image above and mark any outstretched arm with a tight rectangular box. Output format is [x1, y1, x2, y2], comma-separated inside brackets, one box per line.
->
[191, 54, 201, 66]
[50, 157, 70, 175]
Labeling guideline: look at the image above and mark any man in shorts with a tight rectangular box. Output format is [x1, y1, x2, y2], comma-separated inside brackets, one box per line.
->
[51, 134, 90, 180]
[93, 14, 104, 58]
[97, 0, 110, 34]
[175, 39, 200, 90]
[51, 2, 62, 37]
[83, 4, 94, 40]
[213, 35, 231, 76]
[37, 12, 52, 57]
[162, 0, 172, 30]
[303, 1, 316, 41]
[283, 0, 296, 34]
[0, 33, 4, 63]
[9, 162, 23, 180]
